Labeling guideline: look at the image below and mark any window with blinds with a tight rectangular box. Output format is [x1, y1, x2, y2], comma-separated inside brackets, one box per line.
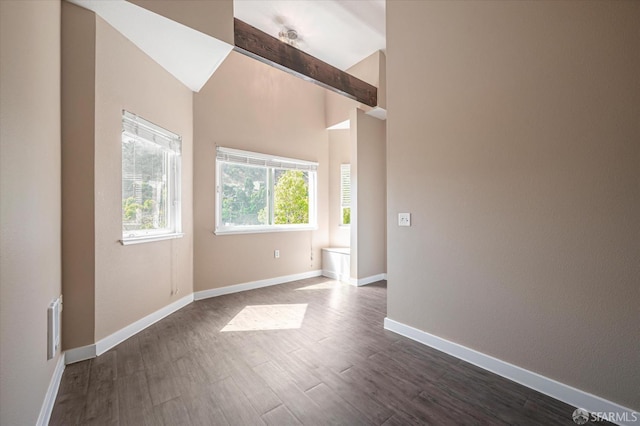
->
[121, 110, 182, 244]
[215, 147, 318, 234]
[340, 164, 351, 225]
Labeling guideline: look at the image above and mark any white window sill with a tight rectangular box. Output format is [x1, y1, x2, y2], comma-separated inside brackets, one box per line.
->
[214, 225, 317, 236]
[120, 233, 184, 245]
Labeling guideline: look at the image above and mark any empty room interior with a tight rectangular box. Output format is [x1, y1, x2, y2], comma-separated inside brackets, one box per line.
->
[1, 0, 638, 425]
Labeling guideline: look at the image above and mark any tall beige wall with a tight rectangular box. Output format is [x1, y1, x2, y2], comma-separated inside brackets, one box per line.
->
[328, 129, 351, 247]
[93, 16, 194, 340]
[61, 3, 194, 346]
[61, 0, 96, 350]
[0, 1, 63, 424]
[193, 52, 329, 291]
[377, 51, 386, 112]
[387, 0, 640, 410]
[350, 109, 387, 280]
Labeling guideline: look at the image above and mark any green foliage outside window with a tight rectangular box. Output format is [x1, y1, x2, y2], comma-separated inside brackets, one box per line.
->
[273, 170, 309, 224]
[342, 207, 351, 225]
[221, 164, 267, 225]
[122, 197, 164, 230]
[220, 165, 310, 227]
[122, 139, 171, 232]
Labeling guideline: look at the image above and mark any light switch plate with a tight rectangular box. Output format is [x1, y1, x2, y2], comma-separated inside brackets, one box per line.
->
[398, 213, 411, 227]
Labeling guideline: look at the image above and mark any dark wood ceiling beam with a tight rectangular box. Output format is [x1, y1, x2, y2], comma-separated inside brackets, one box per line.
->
[233, 18, 377, 107]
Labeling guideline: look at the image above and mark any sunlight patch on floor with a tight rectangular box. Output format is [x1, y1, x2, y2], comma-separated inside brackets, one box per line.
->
[295, 280, 346, 290]
[295, 280, 349, 309]
[221, 304, 308, 332]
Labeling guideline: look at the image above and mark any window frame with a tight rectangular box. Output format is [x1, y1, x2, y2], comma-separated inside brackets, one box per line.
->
[120, 110, 183, 245]
[215, 147, 318, 235]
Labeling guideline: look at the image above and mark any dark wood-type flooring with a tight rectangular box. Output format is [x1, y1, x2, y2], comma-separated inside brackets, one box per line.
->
[51, 277, 597, 425]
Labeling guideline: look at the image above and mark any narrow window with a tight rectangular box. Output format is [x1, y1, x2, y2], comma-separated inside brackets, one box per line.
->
[340, 164, 351, 226]
[121, 111, 182, 244]
[216, 147, 318, 234]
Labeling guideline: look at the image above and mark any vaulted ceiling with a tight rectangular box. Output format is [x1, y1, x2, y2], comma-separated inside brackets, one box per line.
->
[233, 0, 386, 71]
[68, 0, 386, 92]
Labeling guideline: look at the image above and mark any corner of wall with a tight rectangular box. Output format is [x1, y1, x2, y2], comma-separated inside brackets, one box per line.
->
[61, 0, 97, 350]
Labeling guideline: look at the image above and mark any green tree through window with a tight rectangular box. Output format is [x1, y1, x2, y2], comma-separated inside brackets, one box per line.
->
[220, 164, 268, 226]
[273, 170, 309, 224]
[216, 147, 317, 234]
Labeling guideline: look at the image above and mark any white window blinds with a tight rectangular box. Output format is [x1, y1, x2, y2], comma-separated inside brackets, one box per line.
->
[216, 147, 318, 171]
[122, 110, 181, 154]
[341, 164, 351, 208]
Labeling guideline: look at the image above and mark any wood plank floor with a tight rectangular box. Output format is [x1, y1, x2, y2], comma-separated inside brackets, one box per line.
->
[51, 277, 601, 425]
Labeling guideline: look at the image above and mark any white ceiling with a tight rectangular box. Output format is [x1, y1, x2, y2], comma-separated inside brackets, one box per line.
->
[233, 0, 386, 71]
[68, 0, 385, 92]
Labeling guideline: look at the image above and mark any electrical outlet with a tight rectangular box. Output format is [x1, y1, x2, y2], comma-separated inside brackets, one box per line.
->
[47, 297, 62, 360]
[274, 249, 280, 258]
[398, 213, 411, 227]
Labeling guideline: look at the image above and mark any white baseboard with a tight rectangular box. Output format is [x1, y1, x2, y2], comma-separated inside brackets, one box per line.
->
[66, 271, 325, 364]
[384, 318, 639, 426]
[36, 353, 66, 426]
[95, 294, 193, 355]
[322, 270, 338, 280]
[350, 273, 387, 287]
[64, 343, 96, 364]
[65, 294, 193, 364]
[321, 270, 350, 283]
[194, 270, 322, 300]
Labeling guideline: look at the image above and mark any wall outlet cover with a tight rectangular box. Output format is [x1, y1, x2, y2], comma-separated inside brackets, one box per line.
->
[398, 213, 411, 227]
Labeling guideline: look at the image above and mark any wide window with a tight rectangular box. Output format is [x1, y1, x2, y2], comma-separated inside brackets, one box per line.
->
[340, 164, 351, 225]
[216, 147, 317, 234]
[121, 111, 182, 244]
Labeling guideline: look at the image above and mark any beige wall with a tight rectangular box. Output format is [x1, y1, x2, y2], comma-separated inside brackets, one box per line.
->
[61, 1, 96, 350]
[127, 0, 233, 45]
[325, 51, 386, 128]
[387, 0, 640, 410]
[193, 52, 329, 291]
[377, 51, 386, 111]
[350, 109, 387, 280]
[61, 3, 194, 345]
[0, 1, 63, 424]
[93, 16, 194, 340]
[328, 129, 350, 247]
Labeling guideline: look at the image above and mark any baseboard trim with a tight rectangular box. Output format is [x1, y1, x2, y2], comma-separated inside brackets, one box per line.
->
[66, 271, 325, 364]
[322, 270, 338, 280]
[95, 294, 193, 356]
[384, 317, 638, 426]
[36, 353, 66, 426]
[350, 273, 387, 287]
[65, 294, 193, 364]
[64, 343, 96, 364]
[321, 270, 350, 283]
[194, 270, 322, 300]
